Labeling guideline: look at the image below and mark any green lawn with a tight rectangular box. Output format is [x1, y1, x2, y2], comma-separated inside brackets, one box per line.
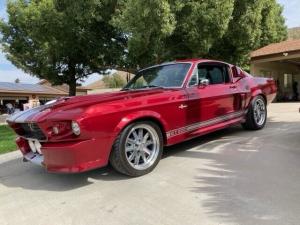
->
[0, 125, 17, 154]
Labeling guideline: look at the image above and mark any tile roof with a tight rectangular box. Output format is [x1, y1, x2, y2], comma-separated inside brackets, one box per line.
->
[251, 39, 300, 58]
[37, 80, 91, 92]
[0, 82, 67, 95]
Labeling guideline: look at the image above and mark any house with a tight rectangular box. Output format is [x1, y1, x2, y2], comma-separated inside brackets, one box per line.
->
[0, 80, 90, 114]
[38, 80, 90, 96]
[250, 39, 300, 101]
[0, 82, 67, 113]
[0, 70, 132, 113]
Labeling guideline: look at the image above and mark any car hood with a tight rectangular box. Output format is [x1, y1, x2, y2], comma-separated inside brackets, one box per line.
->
[7, 89, 168, 123]
[52, 89, 166, 107]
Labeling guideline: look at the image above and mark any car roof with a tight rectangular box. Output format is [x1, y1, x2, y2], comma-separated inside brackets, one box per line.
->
[175, 58, 232, 66]
[139, 59, 233, 72]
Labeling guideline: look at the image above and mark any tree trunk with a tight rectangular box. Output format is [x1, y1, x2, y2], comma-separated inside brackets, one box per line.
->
[69, 78, 76, 96]
[68, 65, 77, 96]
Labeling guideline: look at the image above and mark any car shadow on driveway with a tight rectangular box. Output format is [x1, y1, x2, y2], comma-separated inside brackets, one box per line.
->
[0, 117, 300, 225]
[0, 126, 241, 192]
[165, 119, 300, 225]
[0, 158, 131, 192]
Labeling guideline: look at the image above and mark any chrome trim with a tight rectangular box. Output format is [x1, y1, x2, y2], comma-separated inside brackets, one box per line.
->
[166, 111, 246, 138]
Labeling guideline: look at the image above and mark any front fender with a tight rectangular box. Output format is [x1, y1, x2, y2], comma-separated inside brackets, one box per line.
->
[113, 110, 169, 135]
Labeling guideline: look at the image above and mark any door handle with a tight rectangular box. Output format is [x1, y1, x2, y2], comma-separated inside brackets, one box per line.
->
[230, 85, 237, 89]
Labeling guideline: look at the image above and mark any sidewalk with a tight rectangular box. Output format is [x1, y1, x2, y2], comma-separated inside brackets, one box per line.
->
[0, 114, 8, 125]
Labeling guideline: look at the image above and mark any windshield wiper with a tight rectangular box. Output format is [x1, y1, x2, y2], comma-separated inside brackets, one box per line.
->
[122, 85, 164, 91]
[122, 87, 132, 91]
[141, 85, 164, 89]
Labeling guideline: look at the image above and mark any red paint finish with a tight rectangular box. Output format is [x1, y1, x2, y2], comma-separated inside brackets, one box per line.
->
[7, 59, 277, 173]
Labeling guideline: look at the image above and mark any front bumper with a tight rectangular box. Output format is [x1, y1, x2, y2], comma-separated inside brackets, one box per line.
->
[16, 137, 111, 173]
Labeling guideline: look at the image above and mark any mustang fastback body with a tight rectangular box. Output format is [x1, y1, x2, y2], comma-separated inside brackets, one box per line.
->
[7, 59, 277, 176]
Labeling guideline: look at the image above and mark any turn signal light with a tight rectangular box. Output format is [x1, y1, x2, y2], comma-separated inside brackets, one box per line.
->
[51, 121, 70, 136]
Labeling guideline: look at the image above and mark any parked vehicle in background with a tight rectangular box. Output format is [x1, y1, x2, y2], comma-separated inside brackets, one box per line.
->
[7, 59, 277, 176]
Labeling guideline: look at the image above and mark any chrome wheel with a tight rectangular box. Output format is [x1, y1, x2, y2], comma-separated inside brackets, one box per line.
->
[125, 124, 160, 170]
[253, 98, 266, 126]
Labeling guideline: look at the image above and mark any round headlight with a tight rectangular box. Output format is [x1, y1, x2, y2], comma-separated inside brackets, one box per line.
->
[71, 121, 81, 136]
[52, 126, 59, 135]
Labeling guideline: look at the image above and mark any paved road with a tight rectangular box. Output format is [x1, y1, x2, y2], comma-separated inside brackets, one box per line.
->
[0, 103, 300, 225]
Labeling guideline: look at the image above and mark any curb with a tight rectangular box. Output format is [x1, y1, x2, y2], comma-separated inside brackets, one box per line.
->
[0, 151, 20, 164]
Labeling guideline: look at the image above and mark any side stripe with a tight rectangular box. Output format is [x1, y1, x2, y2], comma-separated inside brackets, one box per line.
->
[166, 110, 246, 138]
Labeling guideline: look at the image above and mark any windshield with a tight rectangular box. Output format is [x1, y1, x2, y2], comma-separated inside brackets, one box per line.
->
[123, 63, 191, 90]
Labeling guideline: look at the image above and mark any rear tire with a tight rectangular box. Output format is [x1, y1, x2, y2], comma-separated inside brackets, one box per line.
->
[110, 121, 163, 177]
[242, 95, 267, 130]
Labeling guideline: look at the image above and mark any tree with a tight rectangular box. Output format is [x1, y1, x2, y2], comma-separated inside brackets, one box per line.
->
[0, 0, 126, 96]
[15, 78, 20, 83]
[1, 0, 288, 90]
[114, 0, 287, 68]
[102, 73, 126, 88]
[209, 0, 287, 66]
[113, 0, 234, 67]
[112, 0, 177, 68]
[166, 0, 235, 60]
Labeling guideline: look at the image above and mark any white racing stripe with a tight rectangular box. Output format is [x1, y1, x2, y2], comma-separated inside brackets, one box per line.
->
[166, 110, 246, 138]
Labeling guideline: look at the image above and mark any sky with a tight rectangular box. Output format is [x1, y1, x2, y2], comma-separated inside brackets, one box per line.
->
[0, 0, 300, 84]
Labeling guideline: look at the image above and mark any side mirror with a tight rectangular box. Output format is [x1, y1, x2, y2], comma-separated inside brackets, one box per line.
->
[199, 79, 210, 87]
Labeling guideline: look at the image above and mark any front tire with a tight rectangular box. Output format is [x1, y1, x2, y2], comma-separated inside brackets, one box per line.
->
[242, 95, 267, 130]
[110, 121, 163, 177]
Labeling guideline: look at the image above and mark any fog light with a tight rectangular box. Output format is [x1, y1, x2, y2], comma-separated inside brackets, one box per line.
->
[71, 121, 81, 136]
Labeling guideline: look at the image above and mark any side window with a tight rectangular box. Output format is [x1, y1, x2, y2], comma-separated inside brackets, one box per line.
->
[198, 64, 230, 85]
[209, 67, 224, 84]
[198, 67, 208, 81]
[188, 69, 199, 86]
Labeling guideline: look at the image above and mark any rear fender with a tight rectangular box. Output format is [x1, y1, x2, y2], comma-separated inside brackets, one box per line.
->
[244, 89, 263, 109]
[251, 89, 263, 99]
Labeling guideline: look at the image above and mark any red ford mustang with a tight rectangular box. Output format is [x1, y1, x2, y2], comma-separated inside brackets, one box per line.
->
[7, 59, 277, 176]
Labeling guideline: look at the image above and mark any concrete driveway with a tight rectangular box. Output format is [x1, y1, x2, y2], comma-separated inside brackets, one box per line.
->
[0, 103, 300, 225]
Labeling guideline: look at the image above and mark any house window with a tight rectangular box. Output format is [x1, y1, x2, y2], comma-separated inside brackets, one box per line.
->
[284, 74, 293, 89]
